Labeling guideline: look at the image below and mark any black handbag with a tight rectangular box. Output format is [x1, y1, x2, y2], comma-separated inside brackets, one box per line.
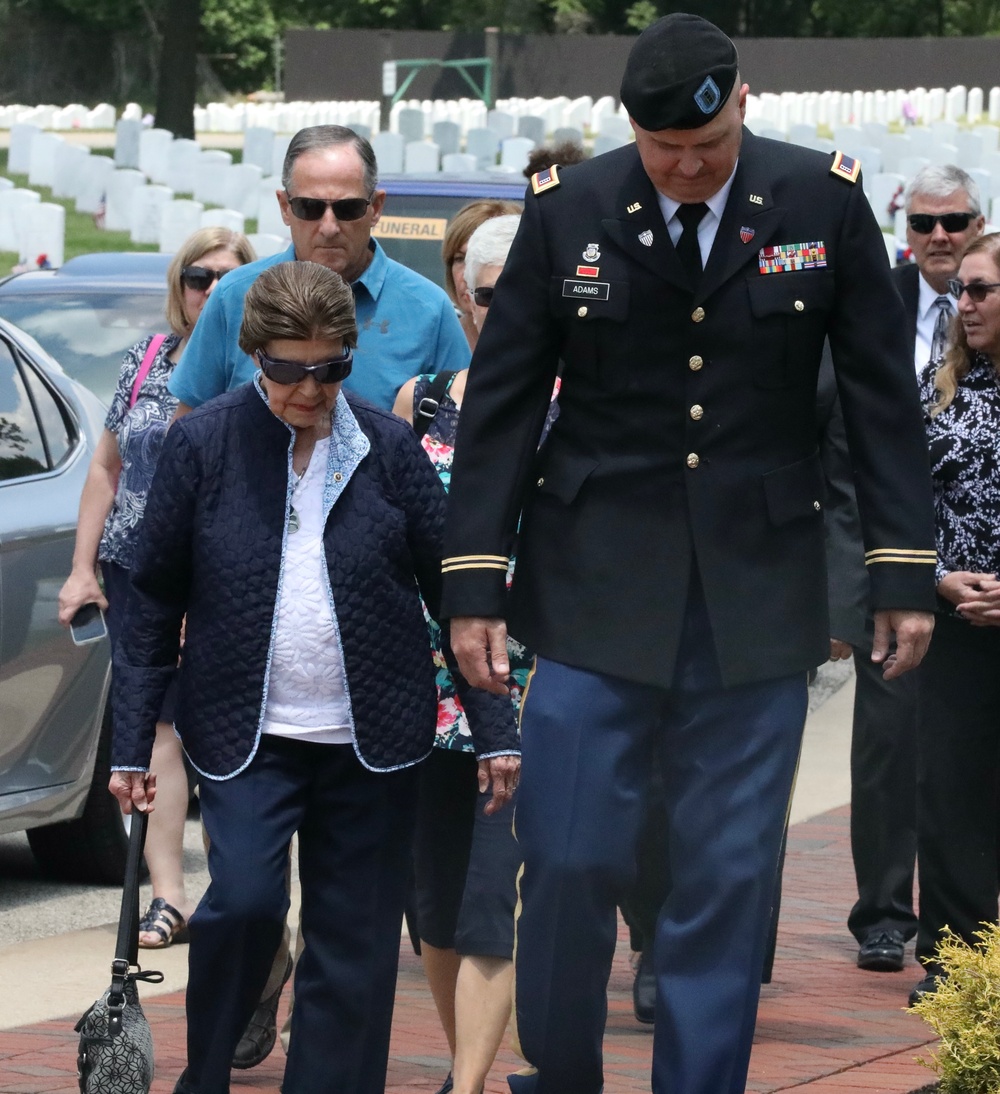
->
[75, 810, 164, 1093]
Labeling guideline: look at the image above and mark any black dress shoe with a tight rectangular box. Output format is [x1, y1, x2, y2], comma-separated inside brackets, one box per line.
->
[632, 949, 656, 1025]
[909, 971, 944, 1007]
[173, 1069, 196, 1094]
[232, 954, 294, 1069]
[857, 928, 905, 972]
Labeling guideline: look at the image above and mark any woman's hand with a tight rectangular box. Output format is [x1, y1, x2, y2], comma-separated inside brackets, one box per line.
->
[940, 571, 1000, 626]
[828, 639, 853, 662]
[478, 754, 521, 815]
[58, 568, 108, 626]
[109, 770, 157, 814]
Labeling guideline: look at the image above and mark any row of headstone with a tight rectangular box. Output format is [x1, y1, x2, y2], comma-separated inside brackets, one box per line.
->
[0, 103, 116, 130]
[0, 184, 65, 266]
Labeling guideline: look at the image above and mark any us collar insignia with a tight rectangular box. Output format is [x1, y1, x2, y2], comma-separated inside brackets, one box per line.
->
[830, 150, 861, 184]
[582, 242, 601, 262]
[749, 193, 764, 206]
[627, 201, 642, 214]
[758, 242, 827, 274]
[530, 164, 561, 195]
[638, 229, 654, 247]
[740, 226, 755, 244]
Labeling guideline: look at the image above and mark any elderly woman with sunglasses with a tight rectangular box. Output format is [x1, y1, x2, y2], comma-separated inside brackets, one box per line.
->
[58, 227, 255, 947]
[109, 260, 520, 1094]
[910, 231, 1000, 1007]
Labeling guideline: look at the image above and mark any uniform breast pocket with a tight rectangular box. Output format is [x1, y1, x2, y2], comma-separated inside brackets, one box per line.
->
[746, 272, 834, 389]
[761, 453, 826, 526]
[550, 277, 630, 391]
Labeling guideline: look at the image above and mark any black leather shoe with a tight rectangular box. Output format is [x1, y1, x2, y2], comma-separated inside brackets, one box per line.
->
[173, 1070, 196, 1094]
[632, 949, 656, 1025]
[857, 928, 905, 972]
[232, 954, 294, 1070]
[909, 971, 944, 1007]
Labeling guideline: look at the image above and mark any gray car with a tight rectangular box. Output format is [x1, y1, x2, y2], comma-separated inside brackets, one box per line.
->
[0, 318, 131, 883]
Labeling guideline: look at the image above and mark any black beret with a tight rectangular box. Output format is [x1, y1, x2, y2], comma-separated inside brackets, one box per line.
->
[620, 13, 738, 132]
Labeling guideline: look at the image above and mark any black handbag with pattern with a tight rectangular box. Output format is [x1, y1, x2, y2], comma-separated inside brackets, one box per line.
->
[75, 810, 164, 1093]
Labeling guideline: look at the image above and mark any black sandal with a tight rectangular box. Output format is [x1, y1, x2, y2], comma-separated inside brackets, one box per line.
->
[138, 897, 190, 948]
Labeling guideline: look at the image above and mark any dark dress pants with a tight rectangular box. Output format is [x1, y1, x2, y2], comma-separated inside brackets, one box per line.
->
[508, 599, 808, 1094]
[185, 736, 417, 1094]
[915, 613, 1000, 968]
[847, 650, 918, 943]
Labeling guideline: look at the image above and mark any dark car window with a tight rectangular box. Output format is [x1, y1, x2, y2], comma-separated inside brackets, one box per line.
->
[0, 341, 48, 480]
[20, 356, 73, 468]
[0, 291, 166, 405]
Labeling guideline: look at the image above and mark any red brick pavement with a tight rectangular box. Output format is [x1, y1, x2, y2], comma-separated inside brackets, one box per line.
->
[0, 804, 939, 1093]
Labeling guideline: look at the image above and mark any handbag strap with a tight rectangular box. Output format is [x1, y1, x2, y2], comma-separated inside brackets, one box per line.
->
[129, 335, 168, 409]
[107, 809, 149, 1035]
[412, 370, 457, 439]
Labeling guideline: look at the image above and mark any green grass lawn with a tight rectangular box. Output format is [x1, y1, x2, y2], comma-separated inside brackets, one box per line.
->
[0, 146, 253, 277]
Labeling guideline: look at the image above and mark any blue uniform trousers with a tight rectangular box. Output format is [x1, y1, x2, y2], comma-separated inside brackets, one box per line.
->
[508, 603, 807, 1094]
[183, 736, 417, 1094]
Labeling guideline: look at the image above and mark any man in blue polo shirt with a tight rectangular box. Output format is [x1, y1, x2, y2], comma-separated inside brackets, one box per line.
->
[169, 124, 468, 414]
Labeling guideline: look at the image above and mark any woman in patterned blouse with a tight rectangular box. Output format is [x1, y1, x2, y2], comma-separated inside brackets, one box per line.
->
[911, 232, 1000, 1006]
[58, 228, 255, 947]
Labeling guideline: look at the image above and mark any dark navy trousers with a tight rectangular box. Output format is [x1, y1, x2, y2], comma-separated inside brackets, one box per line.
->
[183, 736, 417, 1094]
[508, 605, 807, 1094]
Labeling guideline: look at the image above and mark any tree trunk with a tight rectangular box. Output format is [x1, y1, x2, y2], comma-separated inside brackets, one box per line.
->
[154, 0, 200, 139]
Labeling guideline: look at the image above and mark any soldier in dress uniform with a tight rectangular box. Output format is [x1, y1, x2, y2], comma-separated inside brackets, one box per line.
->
[440, 14, 937, 1094]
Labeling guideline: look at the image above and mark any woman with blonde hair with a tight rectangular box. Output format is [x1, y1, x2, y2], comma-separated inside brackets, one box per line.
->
[911, 231, 1000, 1005]
[58, 226, 256, 947]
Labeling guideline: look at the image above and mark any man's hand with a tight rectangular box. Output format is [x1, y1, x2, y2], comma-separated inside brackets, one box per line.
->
[450, 616, 510, 694]
[871, 609, 934, 679]
[939, 571, 1000, 627]
[109, 770, 157, 814]
[478, 754, 521, 815]
[828, 639, 853, 662]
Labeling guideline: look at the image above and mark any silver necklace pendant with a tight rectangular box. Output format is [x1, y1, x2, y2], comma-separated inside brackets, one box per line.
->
[288, 506, 300, 534]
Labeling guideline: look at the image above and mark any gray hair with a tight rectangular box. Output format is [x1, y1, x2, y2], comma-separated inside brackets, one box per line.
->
[281, 125, 378, 195]
[904, 164, 981, 217]
[465, 214, 522, 292]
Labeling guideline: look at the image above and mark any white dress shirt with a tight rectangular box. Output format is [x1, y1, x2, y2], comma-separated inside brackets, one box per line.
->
[914, 272, 955, 375]
[656, 162, 739, 270]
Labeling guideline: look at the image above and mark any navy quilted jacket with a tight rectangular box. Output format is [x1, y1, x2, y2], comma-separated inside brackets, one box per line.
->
[111, 381, 519, 779]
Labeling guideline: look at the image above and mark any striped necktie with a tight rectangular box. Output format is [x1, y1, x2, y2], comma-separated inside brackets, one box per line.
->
[930, 295, 952, 364]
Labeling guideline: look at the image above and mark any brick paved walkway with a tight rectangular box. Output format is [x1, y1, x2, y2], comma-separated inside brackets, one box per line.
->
[0, 804, 939, 1094]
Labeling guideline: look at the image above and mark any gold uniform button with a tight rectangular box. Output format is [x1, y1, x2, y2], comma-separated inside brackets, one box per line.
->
[690, 404, 704, 420]
[794, 300, 805, 312]
[577, 305, 588, 317]
[537, 477, 545, 487]
[691, 306, 705, 323]
[686, 453, 700, 469]
[813, 500, 821, 510]
[689, 355, 703, 371]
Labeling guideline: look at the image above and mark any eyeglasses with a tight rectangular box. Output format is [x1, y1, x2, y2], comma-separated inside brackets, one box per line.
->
[181, 266, 230, 291]
[907, 212, 976, 234]
[255, 346, 353, 385]
[472, 286, 495, 307]
[947, 278, 1000, 303]
[285, 194, 373, 222]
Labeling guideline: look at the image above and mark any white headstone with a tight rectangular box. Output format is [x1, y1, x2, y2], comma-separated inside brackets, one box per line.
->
[487, 110, 516, 140]
[139, 128, 174, 184]
[0, 178, 12, 192]
[551, 126, 584, 147]
[967, 87, 984, 125]
[193, 151, 234, 206]
[599, 115, 632, 141]
[989, 87, 1000, 124]
[593, 134, 628, 157]
[517, 115, 546, 146]
[158, 199, 205, 253]
[115, 118, 142, 168]
[23, 202, 65, 268]
[0, 188, 41, 253]
[898, 155, 931, 180]
[432, 120, 461, 156]
[397, 108, 425, 142]
[166, 139, 202, 194]
[243, 127, 276, 174]
[441, 152, 477, 173]
[500, 136, 534, 172]
[52, 144, 90, 200]
[224, 163, 264, 218]
[28, 133, 64, 189]
[466, 128, 499, 169]
[272, 135, 292, 180]
[881, 132, 913, 174]
[105, 169, 147, 231]
[255, 177, 287, 236]
[955, 131, 984, 170]
[88, 103, 117, 130]
[200, 208, 245, 233]
[869, 173, 906, 230]
[130, 184, 174, 244]
[404, 141, 440, 174]
[8, 123, 41, 175]
[75, 154, 115, 214]
[246, 233, 288, 258]
[927, 142, 959, 167]
[372, 132, 404, 174]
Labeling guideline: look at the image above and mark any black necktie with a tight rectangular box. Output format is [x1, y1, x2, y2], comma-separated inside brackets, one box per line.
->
[675, 202, 709, 285]
[930, 295, 952, 364]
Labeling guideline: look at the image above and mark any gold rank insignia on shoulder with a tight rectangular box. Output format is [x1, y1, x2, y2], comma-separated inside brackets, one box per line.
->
[530, 164, 561, 195]
[830, 150, 861, 184]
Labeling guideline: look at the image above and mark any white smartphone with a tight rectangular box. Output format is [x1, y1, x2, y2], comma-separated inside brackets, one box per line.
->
[70, 603, 108, 646]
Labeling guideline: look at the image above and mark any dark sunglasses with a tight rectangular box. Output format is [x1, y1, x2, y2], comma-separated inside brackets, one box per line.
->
[947, 278, 1000, 303]
[907, 212, 976, 234]
[285, 194, 373, 222]
[255, 346, 353, 386]
[181, 266, 229, 291]
[472, 286, 495, 307]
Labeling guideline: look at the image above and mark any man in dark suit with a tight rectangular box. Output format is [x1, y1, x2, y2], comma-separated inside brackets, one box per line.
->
[837, 165, 984, 975]
[441, 15, 937, 1094]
